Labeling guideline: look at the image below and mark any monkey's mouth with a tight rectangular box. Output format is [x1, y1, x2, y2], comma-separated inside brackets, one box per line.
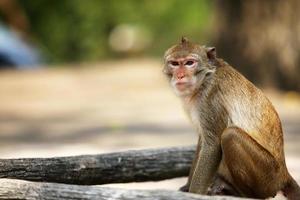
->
[175, 82, 192, 90]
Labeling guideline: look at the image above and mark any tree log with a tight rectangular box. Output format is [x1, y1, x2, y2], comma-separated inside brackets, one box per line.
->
[0, 179, 255, 200]
[0, 146, 195, 185]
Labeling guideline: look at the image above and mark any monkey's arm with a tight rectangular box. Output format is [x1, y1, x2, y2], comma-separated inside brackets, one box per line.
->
[189, 139, 222, 194]
[179, 136, 202, 192]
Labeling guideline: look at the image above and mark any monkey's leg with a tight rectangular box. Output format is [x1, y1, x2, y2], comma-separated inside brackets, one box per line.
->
[219, 127, 285, 198]
[179, 136, 202, 192]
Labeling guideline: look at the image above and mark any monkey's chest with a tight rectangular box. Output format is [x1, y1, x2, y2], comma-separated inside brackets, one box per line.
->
[187, 107, 203, 134]
[185, 102, 225, 137]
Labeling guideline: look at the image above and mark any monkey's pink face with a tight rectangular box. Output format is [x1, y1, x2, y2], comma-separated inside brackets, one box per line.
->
[164, 55, 200, 96]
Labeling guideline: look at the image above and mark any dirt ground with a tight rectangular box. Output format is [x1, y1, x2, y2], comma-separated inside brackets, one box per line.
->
[0, 59, 299, 191]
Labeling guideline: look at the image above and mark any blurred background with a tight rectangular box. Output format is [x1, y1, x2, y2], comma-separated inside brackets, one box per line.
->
[0, 0, 299, 191]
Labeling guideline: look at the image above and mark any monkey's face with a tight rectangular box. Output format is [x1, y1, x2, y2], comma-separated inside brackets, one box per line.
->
[163, 38, 216, 97]
[163, 38, 216, 96]
[164, 54, 200, 96]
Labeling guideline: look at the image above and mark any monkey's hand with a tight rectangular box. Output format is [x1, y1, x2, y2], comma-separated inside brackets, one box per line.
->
[179, 184, 189, 192]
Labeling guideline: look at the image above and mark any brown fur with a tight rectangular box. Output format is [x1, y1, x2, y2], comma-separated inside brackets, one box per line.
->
[163, 38, 300, 199]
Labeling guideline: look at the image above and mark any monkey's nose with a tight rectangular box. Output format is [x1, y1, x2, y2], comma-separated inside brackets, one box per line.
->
[177, 73, 185, 80]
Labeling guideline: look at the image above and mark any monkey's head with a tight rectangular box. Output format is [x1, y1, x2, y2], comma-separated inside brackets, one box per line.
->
[163, 37, 217, 97]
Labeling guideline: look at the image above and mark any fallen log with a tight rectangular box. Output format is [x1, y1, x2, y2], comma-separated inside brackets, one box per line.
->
[0, 146, 195, 185]
[0, 179, 255, 200]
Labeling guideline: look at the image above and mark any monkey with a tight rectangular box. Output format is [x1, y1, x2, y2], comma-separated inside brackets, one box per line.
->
[163, 37, 300, 199]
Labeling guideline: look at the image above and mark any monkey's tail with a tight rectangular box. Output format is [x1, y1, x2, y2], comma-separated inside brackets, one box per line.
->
[282, 176, 300, 200]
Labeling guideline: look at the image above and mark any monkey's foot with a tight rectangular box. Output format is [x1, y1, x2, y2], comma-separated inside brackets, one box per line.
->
[208, 176, 240, 196]
[179, 184, 189, 192]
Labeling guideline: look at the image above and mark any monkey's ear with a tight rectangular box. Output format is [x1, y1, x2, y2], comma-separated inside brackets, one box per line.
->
[206, 47, 216, 60]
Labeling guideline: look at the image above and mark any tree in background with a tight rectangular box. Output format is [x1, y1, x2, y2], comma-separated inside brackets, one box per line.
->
[214, 0, 300, 91]
[18, 0, 212, 63]
[4, 1, 300, 91]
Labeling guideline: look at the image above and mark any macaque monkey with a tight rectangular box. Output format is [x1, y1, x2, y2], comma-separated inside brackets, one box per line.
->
[163, 37, 300, 199]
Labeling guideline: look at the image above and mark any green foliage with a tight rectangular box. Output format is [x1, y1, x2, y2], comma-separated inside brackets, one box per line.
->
[19, 0, 213, 63]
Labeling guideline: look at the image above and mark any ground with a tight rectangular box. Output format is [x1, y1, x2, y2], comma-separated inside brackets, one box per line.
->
[0, 59, 299, 191]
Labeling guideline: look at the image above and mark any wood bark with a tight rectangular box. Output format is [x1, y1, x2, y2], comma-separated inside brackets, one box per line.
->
[0, 146, 195, 185]
[0, 179, 256, 200]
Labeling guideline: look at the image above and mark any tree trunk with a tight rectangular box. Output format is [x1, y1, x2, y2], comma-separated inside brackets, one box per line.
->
[214, 0, 300, 91]
[0, 178, 256, 200]
[0, 146, 195, 185]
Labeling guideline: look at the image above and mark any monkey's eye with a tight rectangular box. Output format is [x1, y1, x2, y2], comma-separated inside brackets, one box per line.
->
[169, 61, 179, 68]
[185, 60, 195, 67]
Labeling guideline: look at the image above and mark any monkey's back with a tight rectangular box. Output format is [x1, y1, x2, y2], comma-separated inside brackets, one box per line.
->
[214, 61, 285, 162]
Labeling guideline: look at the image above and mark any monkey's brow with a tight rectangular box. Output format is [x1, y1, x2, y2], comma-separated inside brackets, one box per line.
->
[165, 53, 201, 61]
[186, 54, 201, 60]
